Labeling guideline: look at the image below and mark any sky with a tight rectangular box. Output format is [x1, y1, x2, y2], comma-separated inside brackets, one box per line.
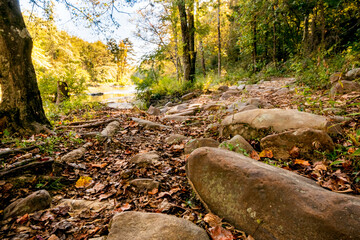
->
[20, 0, 155, 63]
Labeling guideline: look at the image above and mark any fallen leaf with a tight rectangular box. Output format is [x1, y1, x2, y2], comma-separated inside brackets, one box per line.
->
[91, 163, 107, 168]
[92, 182, 106, 193]
[99, 192, 114, 200]
[289, 146, 300, 158]
[115, 202, 132, 212]
[294, 159, 310, 166]
[148, 188, 159, 195]
[250, 151, 260, 161]
[204, 213, 222, 227]
[16, 213, 29, 224]
[259, 149, 273, 158]
[208, 225, 234, 240]
[75, 176, 93, 188]
[246, 235, 255, 240]
[313, 162, 327, 171]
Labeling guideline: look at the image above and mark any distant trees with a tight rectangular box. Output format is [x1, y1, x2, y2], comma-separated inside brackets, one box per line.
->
[107, 38, 134, 83]
[134, 0, 360, 86]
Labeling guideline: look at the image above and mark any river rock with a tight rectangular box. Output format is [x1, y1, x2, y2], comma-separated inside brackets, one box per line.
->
[129, 178, 160, 191]
[203, 103, 225, 111]
[165, 134, 188, 145]
[101, 121, 120, 137]
[167, 103, 189, 115]
[57, 199, 114, 212]
[107, 211, 209, 240]
[330, 80, 360, 97]
[184, 138, 219, 154]
[218, 85, 229, 92]
[345, 68, 360, 80]
[3, 190, 51, 219]
[147, 106, 161, 116]
[59, 142, 92, 163]
[186, 147, 360, 240]
[260, 128, 335, 160]
[219, 135, 254, 155]
[181, 92, 197, 101]
[162, 115, 193, 122]
[131, 117, 169, 129]
[220, 108, 341, 139]
[220, 90, 240, 100]
[130, 152, 160, 167]
[329, 72, 342, 84]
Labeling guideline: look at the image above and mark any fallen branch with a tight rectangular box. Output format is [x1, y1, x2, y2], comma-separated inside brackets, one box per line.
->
[0, 143, 45, 158]
[56, 118, 120, 129]
[0, 159, 54, 179]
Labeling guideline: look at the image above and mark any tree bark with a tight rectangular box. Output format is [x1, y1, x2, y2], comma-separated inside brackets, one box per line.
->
[177, 0, 196, 83]
[0, 0, 51, 134]
[217, 0, 221, 77]
[252, 16, 257, 72]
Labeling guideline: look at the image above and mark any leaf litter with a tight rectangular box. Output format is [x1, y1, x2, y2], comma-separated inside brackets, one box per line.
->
[0, 79, 359, 239]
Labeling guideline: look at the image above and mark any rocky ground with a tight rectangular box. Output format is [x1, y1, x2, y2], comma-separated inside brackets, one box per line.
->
[0, 77, 359, 240]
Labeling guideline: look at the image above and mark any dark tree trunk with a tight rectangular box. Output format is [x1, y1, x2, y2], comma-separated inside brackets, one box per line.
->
[177, 0, 196, 83]
[0, 0, 51, 134]
[217, 0, 221, 77]
[252, 16, 257, 72]
[56, 81, 69, 105]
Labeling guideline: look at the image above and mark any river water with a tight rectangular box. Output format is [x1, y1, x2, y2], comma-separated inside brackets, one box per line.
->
[87, 85, 136, 109]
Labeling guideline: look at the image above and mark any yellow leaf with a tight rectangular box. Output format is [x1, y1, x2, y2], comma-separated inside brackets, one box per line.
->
[259, 149, 273, 158]
[75, 176, 93, 188]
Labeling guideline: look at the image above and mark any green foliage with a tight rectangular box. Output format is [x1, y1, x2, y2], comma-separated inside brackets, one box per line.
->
[43, 96, 102, 123]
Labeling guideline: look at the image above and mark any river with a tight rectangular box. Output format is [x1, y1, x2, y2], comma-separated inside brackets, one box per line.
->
[87, 85, 136, 109]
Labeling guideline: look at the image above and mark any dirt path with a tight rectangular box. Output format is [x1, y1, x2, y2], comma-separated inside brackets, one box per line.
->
[0, 78, 359, 239]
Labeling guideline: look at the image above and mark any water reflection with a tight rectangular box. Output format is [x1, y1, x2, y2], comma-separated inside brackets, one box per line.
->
[87, 85, 136, 109]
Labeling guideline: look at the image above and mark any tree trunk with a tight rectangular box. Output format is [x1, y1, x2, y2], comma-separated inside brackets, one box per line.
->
[0, 0, 51, 134]
[199, 40, 206, 77]
[178, 0, 195, 83]
[217, 0, 221, 77]
[252, 16, 257, 72]
[56, 81, 69, 105]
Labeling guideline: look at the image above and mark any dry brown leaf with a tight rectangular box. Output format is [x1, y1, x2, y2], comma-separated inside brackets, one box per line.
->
[16, 214, 29, 224]
[294, 159, 310, 166]
[208, 225, 234, 240]
[91, 163, 107, 168]
[148, 188, 159, 195]
[246, 235, 255, 240]
[250, 151, 260, 161]
[289, 146, 300, 158]
[204, 213, 222, 227]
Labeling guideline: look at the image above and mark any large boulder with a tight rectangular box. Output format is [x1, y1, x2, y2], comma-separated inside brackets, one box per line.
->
[107, 211, 209, 240]
[3, 190, 52, 219]
[184, 138, 219, 154]
[260, 128, 335, 160]
[186, 147, 360, 240]
[330, 80, 360, 97]
[220, 108, 341, 139]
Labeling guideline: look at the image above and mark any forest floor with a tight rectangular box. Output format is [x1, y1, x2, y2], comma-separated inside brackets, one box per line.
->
[0, 77, 359, 240]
